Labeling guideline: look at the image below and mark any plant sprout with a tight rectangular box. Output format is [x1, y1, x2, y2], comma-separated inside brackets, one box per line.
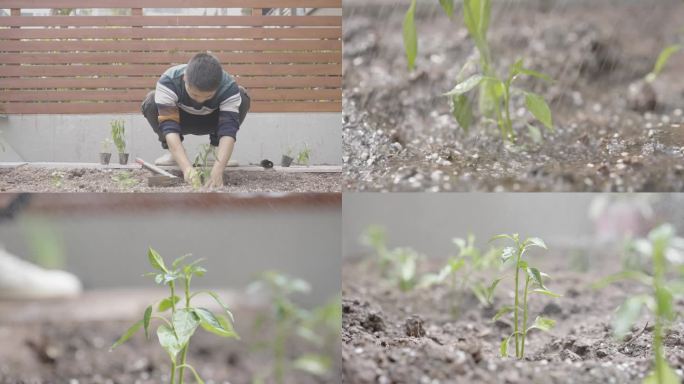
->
[490, 234, 560, 359]
[101, 138, 112, 153]
[297, 145, 312, 165]
[111, 248, 239, 384]
[248, 271, 332, 384]
[645, 45, 681, 84]
[420, 234, 501, 310]
[403, 0, 554, 142]
[595, 225, 684, 384]
[360, 225, 391, 273]
[110, 119, 126, 153]
[112, 171, 138, 188]
[193, 144, 216, 186]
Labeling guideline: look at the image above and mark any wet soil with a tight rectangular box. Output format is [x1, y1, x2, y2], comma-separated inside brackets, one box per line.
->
[343, 0, 684, 191]
[0, 303, 340, 384]
[342, 252, 684, 383]
[0, 167, 341, 193]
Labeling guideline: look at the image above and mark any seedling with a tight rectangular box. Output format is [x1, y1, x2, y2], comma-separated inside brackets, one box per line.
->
[110, 119, 126, 154]
[645, 45, 681, 83]
[360, 225, 391, 273]
[403, 0, 554, 142]
[489, 234, 560, 359]
[111, 248, 239, 384]
[296, 144, 311, 165]
[101, 138, 112, 153]
[248, 271, 332, 384]
[112, 171, 138, 188]
[420, 234, 501, 309]
[595, 225, 684, 384]
[193, 144, 216, 185]
[50, 171, 65, 188]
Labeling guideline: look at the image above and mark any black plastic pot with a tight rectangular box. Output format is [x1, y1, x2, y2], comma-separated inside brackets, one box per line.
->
[99, 153, 111, 165]
[281, 155, 294, 167]
[118, 153, 129, 165]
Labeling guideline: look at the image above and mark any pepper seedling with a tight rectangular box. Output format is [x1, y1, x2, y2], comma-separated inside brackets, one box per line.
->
[360, 225, 422, 290]
[595, 224, 684, 384]
[248, 271, 332, 384]
[403, 0, 554, 143]
[110, 248, 239, 384]
[489, 234, 560, 359]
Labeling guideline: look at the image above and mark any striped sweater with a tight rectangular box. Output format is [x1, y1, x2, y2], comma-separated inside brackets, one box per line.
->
[155, 64, 242, 139]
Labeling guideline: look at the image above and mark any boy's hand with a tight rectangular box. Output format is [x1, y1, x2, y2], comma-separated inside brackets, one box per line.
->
[205, 165, 224, 188]
[182, 167, 201, 188]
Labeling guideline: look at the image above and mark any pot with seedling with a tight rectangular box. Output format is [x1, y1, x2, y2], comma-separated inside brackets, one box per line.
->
[281, 147, 294, 167]
[111, 119, 129, 164]
[296, 144, 311, 166]
[100, 138, 112, 165]
[111, 248, 239, 384]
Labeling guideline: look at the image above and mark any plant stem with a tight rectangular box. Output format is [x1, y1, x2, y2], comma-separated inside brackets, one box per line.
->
[274, 320, 286, 384]
[178, 278, 192, 384]
[520, 277, 530, 359]
[653, 240, 666, 382]
[513, 246, 522, 357]
[171, 361, 177, 384]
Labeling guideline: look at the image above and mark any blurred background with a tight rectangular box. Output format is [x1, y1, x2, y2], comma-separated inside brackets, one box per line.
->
[343, 194, 684, 259]
[0, 193, 341, 305]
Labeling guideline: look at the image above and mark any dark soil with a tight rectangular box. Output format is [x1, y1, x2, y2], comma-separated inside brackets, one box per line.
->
[0, 304, 340, 383]
[0, 167, 341, 193]
[342, 253, 684, 383]
[343, 0, 684, 191]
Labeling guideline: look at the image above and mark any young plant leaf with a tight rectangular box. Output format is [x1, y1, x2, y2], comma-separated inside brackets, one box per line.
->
[527, 316, 555, 332]
[452, 94, 474, 132]
[403, 0, 418, 70]
[157, 324, 182, 360]
[438, 0, 454, 18]
[217, 314, 240, 340]
[110, 320, 143, 351]
[194, 308, 239, 339]
[500, 332, 516, 357]
[148, 247, 168, 273]
[143, 305, 152, 340]
[492, 305, 514, 321]
[172, 253, 192, 269]
[193, 290, 236, 322]
[613, 296, 647, 338]
[526, 267, 546, 289]
[525, 93, 554, 132]
[501, 247, 516, 263]
[172, 309, 200, 349]
[158, 295, 180, 312]
[525, 237, 548, 250]
[444, 74, 484, 96]
[647, 44, 681, 82]
[530, 289, 561, 298]
[293, 354, 332, 376]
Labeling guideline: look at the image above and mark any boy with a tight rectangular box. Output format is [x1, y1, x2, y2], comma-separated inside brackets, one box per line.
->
[141, 52, 250, 187]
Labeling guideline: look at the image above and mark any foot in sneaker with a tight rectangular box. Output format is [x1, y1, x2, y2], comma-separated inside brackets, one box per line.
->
[154, 151, 176, 166]
[0, 247, 82, 299]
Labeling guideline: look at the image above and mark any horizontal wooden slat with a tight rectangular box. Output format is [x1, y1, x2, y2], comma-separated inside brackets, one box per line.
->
[0, 89, 341, 102]
[0, 64, 341, 76]
[0, 39, 341, 51]
[0, 76, 341, 88]
[0, 27, 341, 40]
[0, 101, 341, 113]
[0, 0, 341, 7]
[0, 16, 341, 27]
[0, 52, 341, 65]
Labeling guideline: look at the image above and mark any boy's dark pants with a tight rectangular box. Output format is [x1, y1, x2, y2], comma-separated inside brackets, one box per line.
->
[141, 86, 251, 149]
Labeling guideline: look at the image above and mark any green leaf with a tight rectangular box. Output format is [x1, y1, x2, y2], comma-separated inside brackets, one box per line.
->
[500, 332, 516, 357]
[527, 316, 555, 332]
[647, 44, 681, 82]
[613, 296, 646, 338]
[293, 354, 332, 376]
[110, 320, 143, 351]
[525, 237, 548, 250]
[403, 0, 418, 70]
[143, 305, 152, 340]
[217, 314, 240, 340]
[526, 267, 546, 289]
[438, 0, 454, 18]
[192, 290, 236, 322]
[517, 260, 528, 270]
[525, 93, 553, 132]
[171, 253, 192, 269]
[501, 247, 516, 263]
[172, 309, 200, 349]
[490, 234, 517, 243]
[194, 308, 239, 339]
[444, 74, 484, 96]
[157, 324, 182, 360]
[656, 287, 674, 320]
[452, 94, 474, 133]
[158, 296, 180, 312]
[492, 305, 514, 321]
[530, 289, 561, 298]
[148, 248, 167, 273]
[643, 362, 681, 384]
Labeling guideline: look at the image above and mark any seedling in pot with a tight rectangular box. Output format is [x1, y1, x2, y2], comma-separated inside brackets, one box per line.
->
[100, 138, 112, 165]
[248, 271, 332, 384]
[420, 234, 501, 314]
[110, 119, 129, 164]
[281, 147, 294, 167]
[111, 248, 239, 384]
[403, 0, 554, 143]
[296, 144, 312, 166]
[595, 224, 684, 384]
[489, 234, 560, 359]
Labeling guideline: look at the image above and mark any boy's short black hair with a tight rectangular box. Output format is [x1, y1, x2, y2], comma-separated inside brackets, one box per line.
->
[185, 52, 223, 92]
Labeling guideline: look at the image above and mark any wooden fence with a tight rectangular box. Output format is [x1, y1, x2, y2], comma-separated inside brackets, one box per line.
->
[0, 0, 341, 114]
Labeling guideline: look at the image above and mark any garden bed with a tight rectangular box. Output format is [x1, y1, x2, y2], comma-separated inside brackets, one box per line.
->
[0, 166, 341, 193]
[343, 0, 684, 191]
[342, 253, 684, 383]
[0, 290, 341, 383]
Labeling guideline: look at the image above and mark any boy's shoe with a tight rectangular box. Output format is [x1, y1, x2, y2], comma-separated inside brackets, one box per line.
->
[0, 247, 82, 299]
[154, 151, 176, 166]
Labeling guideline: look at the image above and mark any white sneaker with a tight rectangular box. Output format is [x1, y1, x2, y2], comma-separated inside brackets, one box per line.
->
[0, 247, 82, 299]
[154, 151, 176, 166]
